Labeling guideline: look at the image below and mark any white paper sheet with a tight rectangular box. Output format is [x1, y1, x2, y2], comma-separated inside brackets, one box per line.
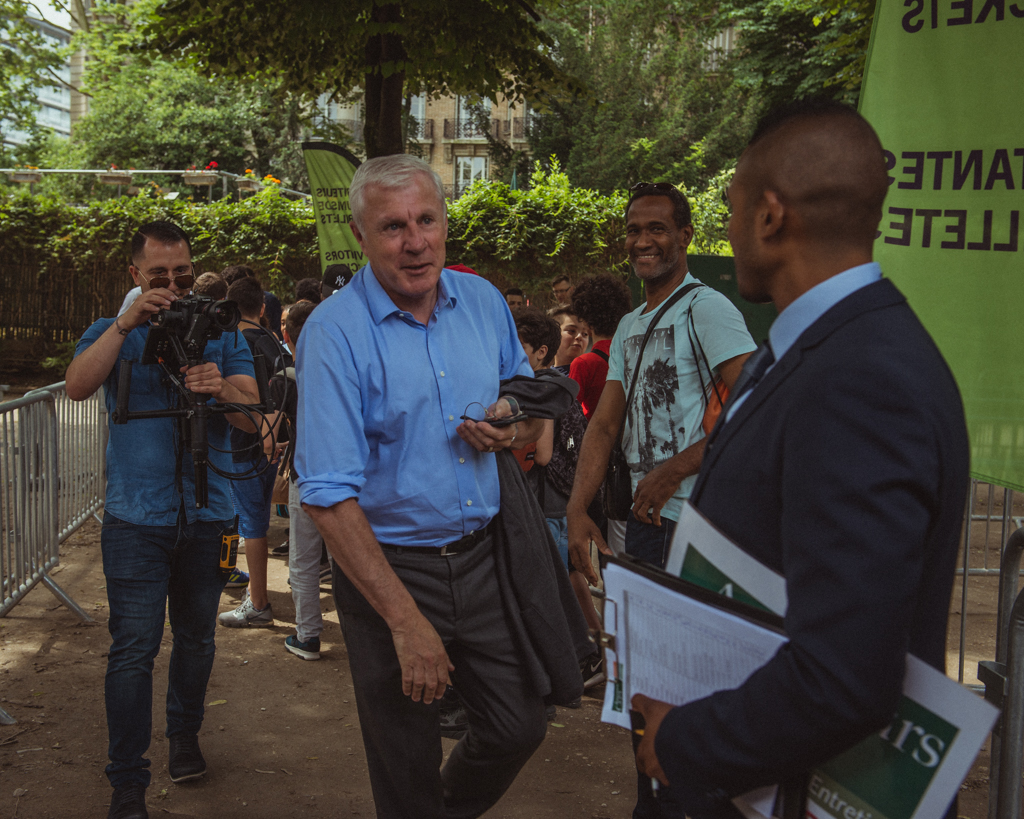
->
[601, 563, 787, 730]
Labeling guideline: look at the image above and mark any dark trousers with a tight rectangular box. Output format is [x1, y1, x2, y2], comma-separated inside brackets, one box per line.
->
[626, 515, 680, 818]
[332, 536, 547, 819]
[100, 511, 229, 788]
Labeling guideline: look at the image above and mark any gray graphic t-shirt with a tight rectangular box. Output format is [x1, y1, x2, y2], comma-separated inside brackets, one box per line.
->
[607, 274, 756, 522]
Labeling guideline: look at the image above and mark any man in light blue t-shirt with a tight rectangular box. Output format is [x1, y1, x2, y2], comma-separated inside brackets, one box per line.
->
[568, 185, 756, 571]
[567, 183, 755, 818]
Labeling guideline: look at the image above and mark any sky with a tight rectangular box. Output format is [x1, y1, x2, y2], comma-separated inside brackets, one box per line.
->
[25, 0, 71, 30]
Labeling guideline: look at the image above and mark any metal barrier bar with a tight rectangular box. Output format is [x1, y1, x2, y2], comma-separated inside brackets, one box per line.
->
[960, 487, 975, 683]
[995, 585, 1024, 819]
[25, 382, 106, 542]
[0, 389, 92, 622]
[978, 527, 1024, 819]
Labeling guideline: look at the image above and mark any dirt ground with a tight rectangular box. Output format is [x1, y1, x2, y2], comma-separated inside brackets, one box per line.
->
[0, 485, 1017, 819]
[0, 515, 636, 819]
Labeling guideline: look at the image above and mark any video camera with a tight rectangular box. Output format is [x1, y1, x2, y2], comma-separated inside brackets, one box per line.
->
[113, 295, 275, 509]
[142, 295, 241, 370]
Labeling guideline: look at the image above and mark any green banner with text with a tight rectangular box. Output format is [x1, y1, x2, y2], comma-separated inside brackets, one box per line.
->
[302, 141, 365, 276]
[860, 7, 1023, 490]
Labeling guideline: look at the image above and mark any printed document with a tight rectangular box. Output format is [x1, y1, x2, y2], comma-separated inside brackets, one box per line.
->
[603, 501, 998, 819]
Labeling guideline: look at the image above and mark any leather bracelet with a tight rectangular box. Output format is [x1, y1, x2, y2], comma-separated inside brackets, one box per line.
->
[114, 316, 130, 336]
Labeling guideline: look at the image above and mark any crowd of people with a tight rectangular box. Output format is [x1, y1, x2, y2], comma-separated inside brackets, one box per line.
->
[67, 97, 969, 819]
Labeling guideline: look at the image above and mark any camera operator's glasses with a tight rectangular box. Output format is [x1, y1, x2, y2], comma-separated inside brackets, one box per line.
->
[136, 266, 195, 291]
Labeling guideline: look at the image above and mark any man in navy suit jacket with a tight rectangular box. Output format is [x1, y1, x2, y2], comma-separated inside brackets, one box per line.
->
[631, 99, 970, 817]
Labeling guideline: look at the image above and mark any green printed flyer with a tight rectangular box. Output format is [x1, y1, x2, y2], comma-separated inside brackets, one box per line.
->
[804, 657, 994, 819]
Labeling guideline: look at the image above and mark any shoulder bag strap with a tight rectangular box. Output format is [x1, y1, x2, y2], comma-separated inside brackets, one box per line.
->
[617, 282, 704, 446]
[685, 293, 725, 409]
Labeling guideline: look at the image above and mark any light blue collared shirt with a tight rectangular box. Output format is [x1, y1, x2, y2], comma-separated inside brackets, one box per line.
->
[726, 262, 882, 421]
[295, 265, 532, 548]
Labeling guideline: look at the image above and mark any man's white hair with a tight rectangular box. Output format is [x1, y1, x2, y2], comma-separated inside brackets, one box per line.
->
[349, 154, 447, 231]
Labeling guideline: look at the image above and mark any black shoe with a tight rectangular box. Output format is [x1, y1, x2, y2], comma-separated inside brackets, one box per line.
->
[271, 540, 289, 556]
[581, 654, 605, 690]
[438, 685, 468, 740]
[168, 733, 207, 783]
[108, 783, 148, 819]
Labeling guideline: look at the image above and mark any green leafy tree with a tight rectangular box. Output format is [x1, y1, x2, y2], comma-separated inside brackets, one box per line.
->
[34, 0, 341, 196]
[720, 0, 872, 109]
[528, 0, 871, 195]
[527, 0, 762, 193]
[0, 1, 67, 150]
[144, 0, 578, 158]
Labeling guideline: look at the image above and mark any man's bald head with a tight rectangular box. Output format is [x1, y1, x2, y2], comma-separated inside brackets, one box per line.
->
[739, 99, 888, 251]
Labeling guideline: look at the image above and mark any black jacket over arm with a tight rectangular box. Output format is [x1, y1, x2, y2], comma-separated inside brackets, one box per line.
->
[657, 279, 970, 816]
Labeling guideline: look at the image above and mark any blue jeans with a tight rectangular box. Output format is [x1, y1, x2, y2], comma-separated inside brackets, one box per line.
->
[100, 511, 229, 788]
[545, 516, 570, 570]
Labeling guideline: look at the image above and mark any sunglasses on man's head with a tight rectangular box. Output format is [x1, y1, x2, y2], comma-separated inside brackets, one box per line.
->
[628, 182, 677, 193]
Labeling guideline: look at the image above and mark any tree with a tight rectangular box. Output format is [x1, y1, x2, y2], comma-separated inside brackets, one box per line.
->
[720, 0, 872, 110]
[0, 1, 67, 149]
[37, 0, 343, 195]
[144, 0, 577, 158]
[526, 0, 764, 193]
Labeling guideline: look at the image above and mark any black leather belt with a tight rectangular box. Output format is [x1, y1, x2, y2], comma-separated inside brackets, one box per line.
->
[380, 520, 493, 556]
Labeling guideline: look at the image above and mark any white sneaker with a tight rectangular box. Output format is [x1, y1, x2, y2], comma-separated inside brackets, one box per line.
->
[218, 589, 273, 628]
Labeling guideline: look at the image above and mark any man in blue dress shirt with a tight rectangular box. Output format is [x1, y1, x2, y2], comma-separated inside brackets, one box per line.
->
[67, 221, 259, 819]
[296, 155, 551, 819]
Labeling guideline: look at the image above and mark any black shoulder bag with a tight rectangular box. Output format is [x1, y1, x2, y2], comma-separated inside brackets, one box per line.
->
[603, 283, 703, 520]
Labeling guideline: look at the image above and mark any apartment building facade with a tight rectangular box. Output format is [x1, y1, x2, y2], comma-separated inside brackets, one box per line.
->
[2, 14, 72, 148]
[319, 92, 535, 198]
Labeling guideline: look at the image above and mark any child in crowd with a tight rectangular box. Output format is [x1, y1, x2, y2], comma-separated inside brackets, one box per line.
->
[548, 305, 590, 375]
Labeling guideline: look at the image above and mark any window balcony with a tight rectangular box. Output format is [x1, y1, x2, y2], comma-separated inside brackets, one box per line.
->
[409, 117, 434, 141]
[443, 118, 499, 140]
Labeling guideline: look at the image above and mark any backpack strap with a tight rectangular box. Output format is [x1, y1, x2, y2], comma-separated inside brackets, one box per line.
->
[591, 349, 609, 363]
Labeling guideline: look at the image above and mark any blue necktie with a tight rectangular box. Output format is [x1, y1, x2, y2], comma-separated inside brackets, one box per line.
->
[730, 342, 776, 405]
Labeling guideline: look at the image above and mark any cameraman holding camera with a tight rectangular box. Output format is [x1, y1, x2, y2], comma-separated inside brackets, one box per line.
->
[67, 221, 259, 819]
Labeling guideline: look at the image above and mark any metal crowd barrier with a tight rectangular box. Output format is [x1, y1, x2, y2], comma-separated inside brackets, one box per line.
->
[964, 482, 1024, 819]
[26, 382, 106, 541]
[1, 384, 97, 623]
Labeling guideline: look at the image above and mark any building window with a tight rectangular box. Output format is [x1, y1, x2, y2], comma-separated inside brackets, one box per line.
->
[455, 156, 488, 196]
[410, 94, 426, 121]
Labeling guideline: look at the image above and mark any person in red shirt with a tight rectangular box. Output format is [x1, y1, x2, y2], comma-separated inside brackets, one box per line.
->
[568, 274, 634, 419]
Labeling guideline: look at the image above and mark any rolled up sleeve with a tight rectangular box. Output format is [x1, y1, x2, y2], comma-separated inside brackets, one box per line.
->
[295, 318, 368, 509]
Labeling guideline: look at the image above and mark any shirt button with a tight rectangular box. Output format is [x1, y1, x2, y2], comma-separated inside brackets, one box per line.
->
[459, 458, 465, 464]
[440, 371, 445, 377]
[466, 500, 473, 506]
[449, 415, 454, 421]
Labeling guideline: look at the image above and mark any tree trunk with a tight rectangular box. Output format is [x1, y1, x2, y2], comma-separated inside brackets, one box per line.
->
[362, 3, 407, 158]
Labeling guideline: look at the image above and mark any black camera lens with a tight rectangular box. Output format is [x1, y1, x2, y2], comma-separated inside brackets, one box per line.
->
[202, 299, 240, 332]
